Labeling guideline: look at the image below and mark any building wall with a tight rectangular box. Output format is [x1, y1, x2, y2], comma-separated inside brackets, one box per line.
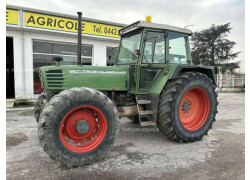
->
[7, 29, 119, 100]
[6, 5, 124, 100]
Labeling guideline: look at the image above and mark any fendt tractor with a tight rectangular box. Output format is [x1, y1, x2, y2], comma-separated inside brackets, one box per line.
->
[35, 13, 218, 167]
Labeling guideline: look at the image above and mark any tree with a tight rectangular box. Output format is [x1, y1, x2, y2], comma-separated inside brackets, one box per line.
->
[191, 23, 240, 72]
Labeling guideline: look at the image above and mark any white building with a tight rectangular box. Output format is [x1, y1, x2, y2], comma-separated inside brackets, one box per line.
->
[6, 5, 124, 100]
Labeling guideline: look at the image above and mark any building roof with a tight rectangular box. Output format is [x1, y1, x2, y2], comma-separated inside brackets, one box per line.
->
[119, 21, 192, 36]
[6, 4, 125, 41]
[6, 5, 192, 39]
[6, 4, 126, 27]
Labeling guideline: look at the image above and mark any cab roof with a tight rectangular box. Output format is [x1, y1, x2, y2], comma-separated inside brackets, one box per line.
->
[119, 21, 192, 36]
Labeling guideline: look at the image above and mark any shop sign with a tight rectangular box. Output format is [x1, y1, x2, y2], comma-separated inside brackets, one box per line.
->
[6, 9, 18, 25]
[24, 11, 122, 38]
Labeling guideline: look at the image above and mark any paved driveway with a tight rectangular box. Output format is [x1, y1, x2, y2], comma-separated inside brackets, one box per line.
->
[6, 93, 245, 180]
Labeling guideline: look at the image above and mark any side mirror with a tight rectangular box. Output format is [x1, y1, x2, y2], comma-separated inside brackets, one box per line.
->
[135, 49, 140, 56]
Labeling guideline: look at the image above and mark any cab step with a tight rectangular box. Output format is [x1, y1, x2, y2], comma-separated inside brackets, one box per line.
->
[138, 110, 154, 125]
[136, 95, 156, 126]
[137, 100, 152, 105]
[138, 110, 154, 116]
[140, 121, 156, 126]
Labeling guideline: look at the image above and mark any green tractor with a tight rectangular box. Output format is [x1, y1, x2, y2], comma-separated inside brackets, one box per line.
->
[35, 13, 218, 167]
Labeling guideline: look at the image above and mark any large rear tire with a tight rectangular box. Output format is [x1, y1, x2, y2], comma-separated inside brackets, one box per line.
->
[157, 72, 218, 142]
[38, 87, 119, 167]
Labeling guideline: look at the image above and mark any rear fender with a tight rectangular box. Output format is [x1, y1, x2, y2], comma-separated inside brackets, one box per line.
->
[170, 65, 216, 85]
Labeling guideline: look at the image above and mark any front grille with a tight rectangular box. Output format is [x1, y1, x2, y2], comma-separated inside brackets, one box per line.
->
[46, 74, 63, 77]
[46, 70, 64, 88]
[47, 78, 64, 81]
[46, 70, 62, 73]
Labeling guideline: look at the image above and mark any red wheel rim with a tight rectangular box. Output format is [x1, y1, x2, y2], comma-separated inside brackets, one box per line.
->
[179, 87, 210, 131]
[59, 106, 107, 153]
[34, 80, 43, 94]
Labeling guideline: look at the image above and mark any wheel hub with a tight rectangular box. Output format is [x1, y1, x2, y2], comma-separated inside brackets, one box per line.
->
[76, 120, 89, 135]
[181, 100, 191, 113]
[179, 87, 210, 131]
[59, 106, 107, 153]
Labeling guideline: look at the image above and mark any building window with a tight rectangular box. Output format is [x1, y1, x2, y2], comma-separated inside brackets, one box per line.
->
[33, 41, 93, 67]
[33, 40, 93, 94]
[106, 46, 118, 66]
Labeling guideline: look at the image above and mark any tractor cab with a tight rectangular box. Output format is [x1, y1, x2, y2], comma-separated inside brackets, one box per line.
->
[115, 21, 192, 93]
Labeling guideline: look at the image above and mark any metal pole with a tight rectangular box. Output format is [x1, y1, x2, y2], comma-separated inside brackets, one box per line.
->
[232, 75, 234, 87]
[20, 9, 26, 99]
[242, 75, 244, 87]
[219, 73, 222, 90]
[77, 12, 82, 65]
[217, 74, 219, 86]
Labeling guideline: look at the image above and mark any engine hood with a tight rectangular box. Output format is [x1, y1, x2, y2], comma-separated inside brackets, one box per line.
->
[40, 65, 130, 91]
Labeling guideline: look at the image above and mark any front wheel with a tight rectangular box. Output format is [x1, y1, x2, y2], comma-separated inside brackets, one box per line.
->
[157, 72, 218, 142]
[34, 94, 46, 123]
[38, 87, 119, 167]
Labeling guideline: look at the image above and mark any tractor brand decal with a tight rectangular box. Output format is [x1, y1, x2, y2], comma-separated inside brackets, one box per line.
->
[6, 9, 18, 25]
[24, 12, 122, 38]
[69, 70, 126, 74]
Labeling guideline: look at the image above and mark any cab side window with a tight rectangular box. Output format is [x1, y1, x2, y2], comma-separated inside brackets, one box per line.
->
[168, 31, 188, 64]
[142, 31, 165, 64]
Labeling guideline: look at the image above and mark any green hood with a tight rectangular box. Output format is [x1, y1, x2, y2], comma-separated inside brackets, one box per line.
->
[40, 65, 129, 91]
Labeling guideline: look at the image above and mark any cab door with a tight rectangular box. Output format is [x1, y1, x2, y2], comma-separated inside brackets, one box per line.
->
[139, 31, 167, 91]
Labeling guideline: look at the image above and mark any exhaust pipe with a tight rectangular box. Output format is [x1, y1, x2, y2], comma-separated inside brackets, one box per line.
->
[77, 12, 82, 65]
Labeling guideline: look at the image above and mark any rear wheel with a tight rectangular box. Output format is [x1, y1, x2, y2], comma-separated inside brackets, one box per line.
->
[179, 87, 210, 131]
[157, 72, 218, 142]
[38, 87, 119, 167]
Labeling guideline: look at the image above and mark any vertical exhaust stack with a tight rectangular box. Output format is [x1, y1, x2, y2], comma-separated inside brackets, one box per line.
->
[77, 12, 82, 65]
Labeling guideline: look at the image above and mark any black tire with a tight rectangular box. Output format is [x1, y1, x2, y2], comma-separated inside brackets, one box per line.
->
[34, 94, 46, 123]
[157, 72, 218, 142]
[45, 90, 53, 102]
[38, 87, 119, 167]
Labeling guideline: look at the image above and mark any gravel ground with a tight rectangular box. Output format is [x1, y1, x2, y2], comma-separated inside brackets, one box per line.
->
[6, 93, 245, 180]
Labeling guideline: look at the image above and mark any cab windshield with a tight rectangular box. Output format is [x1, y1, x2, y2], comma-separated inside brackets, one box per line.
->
[116, 30, 142, 64]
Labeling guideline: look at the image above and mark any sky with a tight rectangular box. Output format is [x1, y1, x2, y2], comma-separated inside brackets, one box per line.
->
[7, 0, 245, 73]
